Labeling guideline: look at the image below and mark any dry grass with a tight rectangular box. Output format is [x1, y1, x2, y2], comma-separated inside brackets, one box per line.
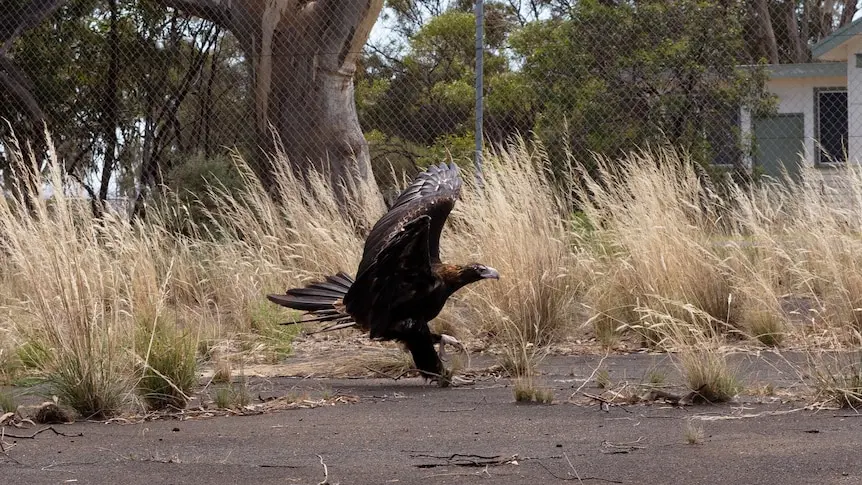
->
[6, 128, 862, 413]
[684, 420, 705, 444]
[806, 349, 862, 408]
[443, 141, 587, 345]
[0, 390, 16, 413]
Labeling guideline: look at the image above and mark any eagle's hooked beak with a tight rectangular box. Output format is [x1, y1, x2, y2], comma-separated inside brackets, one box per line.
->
[480, 266, 500, 280]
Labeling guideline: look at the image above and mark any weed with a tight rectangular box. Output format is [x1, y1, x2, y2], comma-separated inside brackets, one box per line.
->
[16, 341, 50, 370]
[808, 351, 862, 408]
[513, 377, 554, 404]
[0, 390, 16, 413]
[136, 320, 199, 410]
[49, 352, 131, 419]
[595, 369, 611, 389]
[0, 348, 22, 385]
[677, 348, 741, 403]
[684, 420, 705, 444]
[741, 303, 786, 347]
[645, 368, 666, 386]
[212, 359, 232, 384]
[214, 384, 250, 409]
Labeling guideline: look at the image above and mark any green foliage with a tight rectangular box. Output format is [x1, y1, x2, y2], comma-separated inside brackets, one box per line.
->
[2, 1, 253, 203]
[49, 351, 131, 419]
[361, 0, 774, 187]
[513, 378, 554, 404]
[359, 4, 521, 180]
[0, 390, 17, 413]
[162, 154, 247, 235]
[509, 0, 775, 172]
[214, 382, 250, 409]
[16, 340, 51, 370]
[136, 319, 199, 411]
[247, 298, 298, 362]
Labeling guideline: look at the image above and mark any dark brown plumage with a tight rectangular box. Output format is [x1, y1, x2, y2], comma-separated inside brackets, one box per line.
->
[267, 162, 499, 384]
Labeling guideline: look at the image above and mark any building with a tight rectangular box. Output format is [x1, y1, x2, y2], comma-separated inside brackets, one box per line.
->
[741, 19, 862, 180]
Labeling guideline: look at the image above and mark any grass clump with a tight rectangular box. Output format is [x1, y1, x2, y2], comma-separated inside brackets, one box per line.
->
[214, 384, 251, 409]
[212, 358, 233, 384]
[452, 141, 585, 345]
[49, 352, 132, 419]
[808, 351, 862, 408]
[684, 420, 705, 444]
[595, 368, 611, 389]
[247, 299, 299, 362]
[16, 340, 51, 371]
[741, 306, 785, 347]
[136, 320, 199, 410]
[576, 150, 738, 340]
[513, 378, 554, 404]
[677, 348, 741, 403]
[0, 390, 17, 413]
[645, 368, 667, 386]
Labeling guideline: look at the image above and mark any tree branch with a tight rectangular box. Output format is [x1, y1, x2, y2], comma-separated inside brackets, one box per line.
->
[0, 56, 45, 125]
[0, 0, 66, 55]
[155, 0, 233, 28]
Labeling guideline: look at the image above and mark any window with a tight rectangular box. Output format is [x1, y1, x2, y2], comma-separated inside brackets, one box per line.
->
[815, 88, 848, 164]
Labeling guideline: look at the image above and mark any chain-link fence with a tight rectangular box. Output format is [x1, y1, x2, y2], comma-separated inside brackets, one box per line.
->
[1, 0, 860, 215]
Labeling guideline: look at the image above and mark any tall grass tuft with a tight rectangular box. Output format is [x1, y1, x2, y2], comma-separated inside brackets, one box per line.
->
[136, 315, 199, 410]
[447, 141, 586, 345]
[575, 149, 737, 341]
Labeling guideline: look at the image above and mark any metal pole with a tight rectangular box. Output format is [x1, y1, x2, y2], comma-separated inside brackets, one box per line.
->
[474, 0, 484, 182]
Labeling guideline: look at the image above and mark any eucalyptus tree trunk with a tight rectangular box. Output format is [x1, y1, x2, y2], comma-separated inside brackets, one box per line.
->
[156, 0, 383, 203]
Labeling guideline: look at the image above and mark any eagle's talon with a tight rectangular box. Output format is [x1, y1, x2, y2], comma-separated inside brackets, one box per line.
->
[438, 333, 470, 369]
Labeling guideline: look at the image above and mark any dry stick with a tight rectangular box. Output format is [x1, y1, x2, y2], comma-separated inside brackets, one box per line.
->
[535, 458, 623, 484]
[582, 392, 632, 413]
[363, 366, 412, 380]
[316, 454, 331, 485]
[564, 453, 583, 483]
[571, 350, 610, 399]
[1, 426, 82, 439]
[411, 452, 516, 468]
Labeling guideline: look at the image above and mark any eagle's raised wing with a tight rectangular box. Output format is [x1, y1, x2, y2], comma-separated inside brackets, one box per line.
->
[343, 215, 437, 337]
[355, 162, 462, 276]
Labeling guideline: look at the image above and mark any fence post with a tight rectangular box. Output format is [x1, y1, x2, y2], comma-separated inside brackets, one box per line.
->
[474, 0, 484, 183]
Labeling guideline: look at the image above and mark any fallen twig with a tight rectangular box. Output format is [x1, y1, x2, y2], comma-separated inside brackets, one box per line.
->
[571, 350, 610, 398]
[582, 392, 632, 413]
[600, 437, 646, 454]
[535, 453, 623, 483]
[317, 454, 334, 485]
[411, 452, 518, 468]
[0, 426, 82, 439]
[439, 407, 476, 413]
[363, 366, 413, 381]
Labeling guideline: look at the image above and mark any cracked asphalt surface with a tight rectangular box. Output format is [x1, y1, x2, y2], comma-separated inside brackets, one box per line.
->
[3, 353, 862, 484]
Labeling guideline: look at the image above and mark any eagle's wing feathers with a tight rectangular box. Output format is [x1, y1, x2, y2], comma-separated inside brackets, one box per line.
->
[357, 162, 462, 276]
[344, 215, 436, 337]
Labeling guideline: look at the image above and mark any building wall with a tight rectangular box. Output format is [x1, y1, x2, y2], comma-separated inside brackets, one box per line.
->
[846, 37, 862, 164]
[741, 74, 847, 168]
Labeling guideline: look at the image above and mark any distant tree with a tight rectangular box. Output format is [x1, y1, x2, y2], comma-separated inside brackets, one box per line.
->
[510, 0, 775, 171]
[358, 1, 532, 184]
[2, 0, 384, 215]
[745, 0, 858, 64]
[150, 0, 383, 207]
